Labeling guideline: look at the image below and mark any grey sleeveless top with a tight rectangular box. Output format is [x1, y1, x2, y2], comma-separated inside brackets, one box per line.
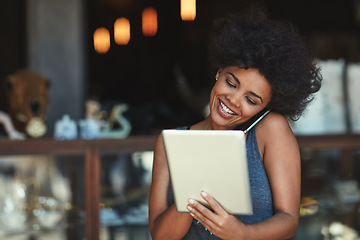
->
[168, 125, 273, 239]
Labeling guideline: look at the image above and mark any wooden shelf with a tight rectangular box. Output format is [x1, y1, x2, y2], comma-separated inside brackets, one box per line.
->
[296, 134, 360, 150]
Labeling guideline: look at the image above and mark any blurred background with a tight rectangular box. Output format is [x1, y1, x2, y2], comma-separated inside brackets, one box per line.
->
[2, 0, 360, 136]
[1, 0, 360, 239]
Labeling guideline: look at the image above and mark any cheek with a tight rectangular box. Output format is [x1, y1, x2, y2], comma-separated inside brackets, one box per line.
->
[242, 106, 262, 119]
[209, 94, 217, 112]
[209, 85, 219, 107]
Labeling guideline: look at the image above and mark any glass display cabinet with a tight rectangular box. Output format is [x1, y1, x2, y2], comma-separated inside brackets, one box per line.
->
[0, 137, 156, 240]
[0, 134, 359, 240]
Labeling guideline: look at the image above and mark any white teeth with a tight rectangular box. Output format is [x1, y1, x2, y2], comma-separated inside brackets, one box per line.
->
[220, 100, 236, 115]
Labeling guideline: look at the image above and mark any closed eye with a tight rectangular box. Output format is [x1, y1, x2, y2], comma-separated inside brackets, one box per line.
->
[225, 79, 236, 88]
[246, 97, 257, 105]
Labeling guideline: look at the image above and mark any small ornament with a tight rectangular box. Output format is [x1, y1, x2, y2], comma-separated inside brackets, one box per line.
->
[79, 119, 100, 139]
[54, 115, 78, 140]
[26, 117, 47, 138]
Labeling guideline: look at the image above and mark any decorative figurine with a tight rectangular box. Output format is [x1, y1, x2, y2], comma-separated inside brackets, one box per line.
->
[79, 119, 101, 139]
[100, 104, 131, 139]
[0, 111, 25, 140]
[85, 99, 102, 120]
[4, 69, 50, 138]
[54, 115, 78, 140]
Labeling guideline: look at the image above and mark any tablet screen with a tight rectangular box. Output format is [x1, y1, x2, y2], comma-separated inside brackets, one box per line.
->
[162, 129, 253, 215]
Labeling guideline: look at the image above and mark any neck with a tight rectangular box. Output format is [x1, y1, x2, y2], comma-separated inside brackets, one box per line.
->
[203, 116, 240, 131]
[202, 118, 209, 130]
[202, 117, 223, 130]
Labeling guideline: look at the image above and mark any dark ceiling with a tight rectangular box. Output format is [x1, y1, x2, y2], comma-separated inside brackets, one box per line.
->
[86, 0, 360, 102]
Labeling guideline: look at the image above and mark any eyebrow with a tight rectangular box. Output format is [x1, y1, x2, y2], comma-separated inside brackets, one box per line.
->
[228, 72, 263, 103]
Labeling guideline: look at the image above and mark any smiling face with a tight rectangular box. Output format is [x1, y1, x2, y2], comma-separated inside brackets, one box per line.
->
[207, 66, 272, 130]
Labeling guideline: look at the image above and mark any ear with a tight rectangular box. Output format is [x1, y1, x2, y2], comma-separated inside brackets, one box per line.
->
[5, 76, 13, 91]
[215, 68, 223, 80]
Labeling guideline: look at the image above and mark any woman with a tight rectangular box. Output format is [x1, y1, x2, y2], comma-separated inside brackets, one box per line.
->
[149, 7, 322, 240]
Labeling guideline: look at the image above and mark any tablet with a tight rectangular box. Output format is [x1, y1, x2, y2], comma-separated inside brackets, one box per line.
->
[162, 129, 253, 215]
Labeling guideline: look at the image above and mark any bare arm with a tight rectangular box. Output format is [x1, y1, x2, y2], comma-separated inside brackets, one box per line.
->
[148, 134, 193, 240]
[187, 113, 301, 239]
[243, 113, 301, 239]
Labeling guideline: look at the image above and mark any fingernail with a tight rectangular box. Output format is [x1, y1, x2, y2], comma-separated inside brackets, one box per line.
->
[187, 205, 193, 211]
[201, 191, 207, 197]
[188, 198, 195, 204]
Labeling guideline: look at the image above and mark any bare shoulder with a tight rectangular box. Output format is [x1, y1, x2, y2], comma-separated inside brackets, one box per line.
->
[257, 112, 294, 138]
[154, 132, 164, 151]
[153, 132, 167, 166]
[255, 112, 298, 156]
[152, 129, 173, 175]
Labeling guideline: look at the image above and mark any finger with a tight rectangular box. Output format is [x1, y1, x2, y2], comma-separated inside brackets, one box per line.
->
[200, 191, 228, 216]
[188, 197, 215, 219]
[195, 219, 215, 236]
[187, 202, 217, 234]
[187, 199, 218, 228]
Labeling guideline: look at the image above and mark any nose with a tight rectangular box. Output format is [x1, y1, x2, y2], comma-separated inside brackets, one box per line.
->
[226, 92, 242, 108]
[30, 100, 40, 116]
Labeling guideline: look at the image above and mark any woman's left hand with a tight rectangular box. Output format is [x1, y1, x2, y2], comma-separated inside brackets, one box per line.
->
[187, 191, 246, 239]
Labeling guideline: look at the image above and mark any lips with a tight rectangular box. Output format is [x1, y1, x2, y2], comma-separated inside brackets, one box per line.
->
[218, 99, 237, 118]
